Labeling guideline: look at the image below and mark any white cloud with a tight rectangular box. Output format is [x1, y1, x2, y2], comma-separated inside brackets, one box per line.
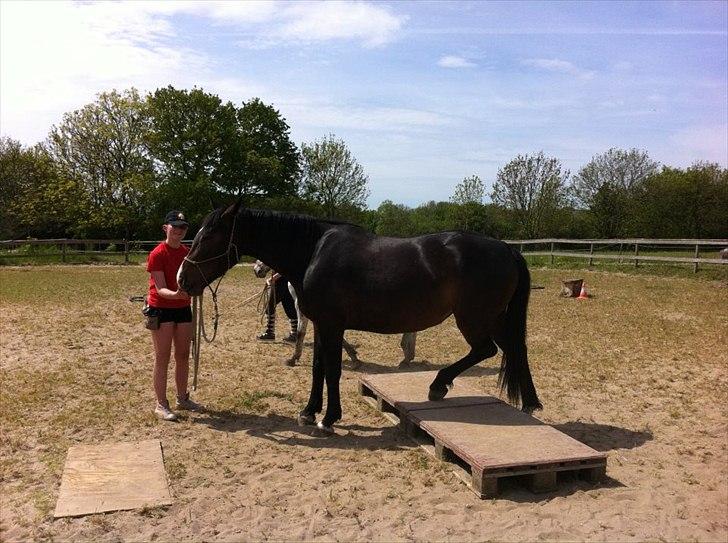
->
[437, 55, 476, 69]
[0, 0, 406, 144]
[522, 58, 596, 79]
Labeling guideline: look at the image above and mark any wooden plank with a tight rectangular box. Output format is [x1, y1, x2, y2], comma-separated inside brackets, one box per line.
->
[359, 372, 607, 498]
[54, 440, 173, 518]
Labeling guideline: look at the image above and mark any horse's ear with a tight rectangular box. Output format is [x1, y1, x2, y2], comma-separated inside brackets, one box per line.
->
[228, 196, 244, 216]
[209, 195, 219, 210]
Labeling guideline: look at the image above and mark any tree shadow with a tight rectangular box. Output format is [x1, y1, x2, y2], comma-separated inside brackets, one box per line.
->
[552, 421, 653, 451]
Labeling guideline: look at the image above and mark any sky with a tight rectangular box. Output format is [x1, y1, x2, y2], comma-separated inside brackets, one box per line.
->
[1, 0, 726, 207]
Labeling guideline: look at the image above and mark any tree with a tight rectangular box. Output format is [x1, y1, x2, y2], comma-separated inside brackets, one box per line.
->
[45, 88, 155, 238]
[145, 86, 239, 223]
[451, 175, 485, 205]
[571, 148, 658, 237]
[374, 200, 414, 237]
[232, 98, 300, 198]
[491, 152, 570, 238]
[300, 134, 369, 218]
[631, 162, 728, 238]
[0, 138, 88, 238]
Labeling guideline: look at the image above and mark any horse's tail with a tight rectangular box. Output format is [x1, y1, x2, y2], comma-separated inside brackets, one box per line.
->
[498, 248, 542, 412]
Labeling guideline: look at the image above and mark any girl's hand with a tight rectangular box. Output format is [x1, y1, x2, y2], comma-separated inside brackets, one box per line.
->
[173, 289, 190, 300]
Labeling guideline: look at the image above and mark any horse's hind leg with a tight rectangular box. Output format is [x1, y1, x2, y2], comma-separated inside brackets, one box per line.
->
[342, 337, 360, 368]
[428, 313, 499, 401]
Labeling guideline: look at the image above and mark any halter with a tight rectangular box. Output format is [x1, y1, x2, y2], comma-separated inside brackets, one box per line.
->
[183, 214, 240, 342]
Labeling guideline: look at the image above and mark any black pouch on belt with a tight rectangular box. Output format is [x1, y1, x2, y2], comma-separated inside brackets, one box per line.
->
[142, 303, 161, 330]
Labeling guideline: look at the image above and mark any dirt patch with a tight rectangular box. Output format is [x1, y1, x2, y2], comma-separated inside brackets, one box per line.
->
[1, 265, 726, 541]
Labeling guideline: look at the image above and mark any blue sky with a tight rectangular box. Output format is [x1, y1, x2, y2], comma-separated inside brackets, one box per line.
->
[1, 0, 726, 207]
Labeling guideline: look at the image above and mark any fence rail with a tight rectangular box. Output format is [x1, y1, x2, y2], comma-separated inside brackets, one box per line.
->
[1, 237, 726, 272]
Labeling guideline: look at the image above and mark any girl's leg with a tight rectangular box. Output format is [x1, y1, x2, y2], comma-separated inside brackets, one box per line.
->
[173, 322, 192, 398]
[152, 323, 175, 406]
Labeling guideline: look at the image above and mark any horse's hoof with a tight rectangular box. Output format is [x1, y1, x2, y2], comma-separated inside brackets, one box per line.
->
[315, 421, 335, 435]
[428, 385, 448, 401]
[298, 413, 316, 426]
[282, 357, 297, 367]
[349, 358, 362, 370]
[398, 359, 411, 368]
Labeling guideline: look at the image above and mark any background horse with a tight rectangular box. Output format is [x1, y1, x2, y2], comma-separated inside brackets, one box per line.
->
[179, 201, 541, 433]
[254, 260, 417, 367]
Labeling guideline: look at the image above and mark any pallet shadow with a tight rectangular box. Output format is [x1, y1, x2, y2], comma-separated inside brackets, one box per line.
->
[552, 421, 653, 451]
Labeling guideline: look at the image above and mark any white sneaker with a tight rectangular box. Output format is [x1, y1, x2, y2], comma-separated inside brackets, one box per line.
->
[175, 393, 202, 412]
[154, 403, 178, 421]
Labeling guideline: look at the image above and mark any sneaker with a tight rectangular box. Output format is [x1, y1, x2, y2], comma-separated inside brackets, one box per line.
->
[257, 331, 276, 342]
[154, 403, 178, 421]
[175, 393, 202, 412]
[282, 332, 298, 344]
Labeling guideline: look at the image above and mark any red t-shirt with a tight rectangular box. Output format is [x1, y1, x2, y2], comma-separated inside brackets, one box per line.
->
[146, 242, 190, 309]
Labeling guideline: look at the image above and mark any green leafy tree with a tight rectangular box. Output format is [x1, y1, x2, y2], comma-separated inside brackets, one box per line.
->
[572, 148, 658, 237]
[233, 98, 300, 197]
[45, 89, 155, 238]
[632, 162, 728, 238]
[374, 200, 415, 237]
[145, 86, 239, 222]
[491, 152, 570, 238]
[0, 137, 88, 238]
[300, 134, 369, 218]
[451, 175, 485, 205]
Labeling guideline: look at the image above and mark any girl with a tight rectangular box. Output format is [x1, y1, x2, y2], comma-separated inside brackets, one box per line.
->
[146, 210, 201, 420]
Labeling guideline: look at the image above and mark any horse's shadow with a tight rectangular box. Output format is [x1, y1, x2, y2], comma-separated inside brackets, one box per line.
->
[193, 408, 411, 452]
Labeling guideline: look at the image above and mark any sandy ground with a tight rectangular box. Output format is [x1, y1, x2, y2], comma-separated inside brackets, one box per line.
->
[0, 265, 726, 542]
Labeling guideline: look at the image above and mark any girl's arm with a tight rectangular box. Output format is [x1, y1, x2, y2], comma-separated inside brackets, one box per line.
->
[151, 271, 189, 299]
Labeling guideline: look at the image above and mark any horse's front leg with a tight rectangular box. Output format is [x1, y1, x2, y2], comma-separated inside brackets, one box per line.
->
[318, 327, 345, 433]
[298, 324, 323, 426]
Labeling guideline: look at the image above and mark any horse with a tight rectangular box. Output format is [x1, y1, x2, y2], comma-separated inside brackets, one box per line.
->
[253, 260, 417, 367]
[178, 201, 542, 433]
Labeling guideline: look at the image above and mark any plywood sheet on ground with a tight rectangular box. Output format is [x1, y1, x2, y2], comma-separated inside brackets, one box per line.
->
[54, 439, 173, 518]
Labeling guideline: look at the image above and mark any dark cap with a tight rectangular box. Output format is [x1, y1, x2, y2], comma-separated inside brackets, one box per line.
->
[164, 210, 189, 227]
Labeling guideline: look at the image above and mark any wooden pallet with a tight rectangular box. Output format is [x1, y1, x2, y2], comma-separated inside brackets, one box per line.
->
[359, 371, 607, 498]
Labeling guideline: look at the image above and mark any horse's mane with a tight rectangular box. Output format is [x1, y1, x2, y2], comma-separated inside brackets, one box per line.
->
[236, 207, 364, 247]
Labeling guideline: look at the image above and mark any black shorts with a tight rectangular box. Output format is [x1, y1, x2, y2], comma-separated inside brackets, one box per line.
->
[155, 306, 192, 324]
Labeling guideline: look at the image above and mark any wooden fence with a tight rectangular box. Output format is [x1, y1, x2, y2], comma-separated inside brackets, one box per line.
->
[1, 237, 727, 272]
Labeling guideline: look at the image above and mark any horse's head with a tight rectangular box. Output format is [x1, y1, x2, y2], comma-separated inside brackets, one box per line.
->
[178, 201, 241, 296]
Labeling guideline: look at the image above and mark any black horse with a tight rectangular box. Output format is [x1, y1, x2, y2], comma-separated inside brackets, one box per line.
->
[178, 201, 541, 433]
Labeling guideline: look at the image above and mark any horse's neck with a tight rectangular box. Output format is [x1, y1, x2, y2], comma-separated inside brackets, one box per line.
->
[237, 211, 326, 285]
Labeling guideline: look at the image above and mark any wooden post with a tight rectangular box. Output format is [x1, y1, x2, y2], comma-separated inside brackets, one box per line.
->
[588, 242, 594, 267]
[693, 244, 699, 273]
[124, 240, 129, 264]
[62, 240, 66, 263]
[618, 243, 623, 264]
[550, 242, 554, 265]
[634, 242, 639, 268]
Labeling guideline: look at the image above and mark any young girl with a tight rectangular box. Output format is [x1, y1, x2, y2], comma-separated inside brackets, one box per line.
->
[146, 210, 201, 421]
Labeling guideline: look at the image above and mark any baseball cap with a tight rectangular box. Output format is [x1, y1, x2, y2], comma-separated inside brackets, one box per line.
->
[164, 210, 189, 227]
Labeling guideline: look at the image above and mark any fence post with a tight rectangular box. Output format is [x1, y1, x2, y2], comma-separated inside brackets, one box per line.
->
[124, 239, 129, 264]
[634, 242, 639, 268]
[693, 244, 699, 273]
[589, 242, 594, 267]
[618, 243, 623, 264]
[550, 242, 554, 265]
[62, 240, 67, 263]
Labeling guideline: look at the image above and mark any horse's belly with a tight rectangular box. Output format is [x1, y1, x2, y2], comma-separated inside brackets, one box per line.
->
[346, 296, 452, 333]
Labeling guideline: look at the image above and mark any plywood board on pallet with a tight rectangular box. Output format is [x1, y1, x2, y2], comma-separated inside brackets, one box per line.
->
[409, 403, 606, 472]
[361, 371, 502, 413]
[54, 439, 173, 518]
